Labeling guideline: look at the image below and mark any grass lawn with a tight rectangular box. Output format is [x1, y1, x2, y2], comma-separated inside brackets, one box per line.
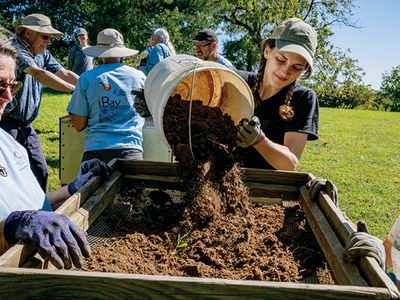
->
[34, 92, 400, 239]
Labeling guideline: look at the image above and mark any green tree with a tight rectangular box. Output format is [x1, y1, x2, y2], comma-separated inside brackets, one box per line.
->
[380, 65, 400, 112]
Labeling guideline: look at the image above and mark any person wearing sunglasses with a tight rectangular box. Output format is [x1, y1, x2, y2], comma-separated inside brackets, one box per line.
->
[0, 14, 79, 192]
[192, 29, 236, 70]
[0, 31, 113, 269]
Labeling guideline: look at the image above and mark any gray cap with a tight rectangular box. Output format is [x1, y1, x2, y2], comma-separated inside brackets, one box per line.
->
[269, 18, 317, 72]
[16, 14, 63, 40]
[83, 28, 138, 58]
[74, 28, 88, 36]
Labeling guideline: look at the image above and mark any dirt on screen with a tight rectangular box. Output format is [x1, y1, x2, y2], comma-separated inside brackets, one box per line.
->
[84, 95, 334, 284]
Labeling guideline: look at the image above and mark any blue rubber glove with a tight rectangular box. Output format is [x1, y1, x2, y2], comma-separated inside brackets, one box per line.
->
[236, 116, 265, 148]
[4, 210, 91, 269]
[68, 158, 110, 195]
[132, 88, 151, 118]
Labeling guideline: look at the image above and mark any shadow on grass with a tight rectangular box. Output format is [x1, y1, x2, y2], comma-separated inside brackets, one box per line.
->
[47, 157, 59, 169]
[42, 88, 71, 96]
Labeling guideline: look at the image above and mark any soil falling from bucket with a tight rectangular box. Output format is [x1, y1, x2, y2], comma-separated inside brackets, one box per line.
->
[84, 95, 334, 284]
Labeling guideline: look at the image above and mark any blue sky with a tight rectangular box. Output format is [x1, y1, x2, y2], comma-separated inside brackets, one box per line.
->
[331, 0, 400, 90]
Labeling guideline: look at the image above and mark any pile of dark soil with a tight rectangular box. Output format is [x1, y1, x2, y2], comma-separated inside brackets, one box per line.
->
[84, 95, 334, 284]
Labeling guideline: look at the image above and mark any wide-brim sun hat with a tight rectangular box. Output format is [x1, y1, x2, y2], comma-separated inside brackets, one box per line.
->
[83, 28, 138, 58]
[269, 17, 317, 73]
[16, 13, 63, 41]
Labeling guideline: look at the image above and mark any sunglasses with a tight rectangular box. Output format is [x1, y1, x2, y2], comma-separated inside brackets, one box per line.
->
[0, 80, 23, 97]
[40, 34, 52, 41]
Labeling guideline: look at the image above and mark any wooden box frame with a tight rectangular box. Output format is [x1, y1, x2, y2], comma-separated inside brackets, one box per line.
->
[0, 160, 398, 299]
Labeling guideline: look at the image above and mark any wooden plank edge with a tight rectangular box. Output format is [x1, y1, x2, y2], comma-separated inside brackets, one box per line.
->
[298, 186, 368, 286]
[316, 192, 400, 297]
[0, 267, 393, 300]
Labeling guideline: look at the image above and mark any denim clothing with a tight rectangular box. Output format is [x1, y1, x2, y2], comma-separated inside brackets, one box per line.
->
[82, 148, 143, 164]
[5, 37, 62, 125]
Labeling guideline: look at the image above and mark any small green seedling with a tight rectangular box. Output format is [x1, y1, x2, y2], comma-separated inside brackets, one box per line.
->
[173, 232, 189, 253]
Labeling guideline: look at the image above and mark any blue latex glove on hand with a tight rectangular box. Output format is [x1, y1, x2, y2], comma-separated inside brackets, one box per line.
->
[132, 88, 151, 118]
[4, 210, 91, 269]
[236, 116, 265, 148]
[68, 158, 110, 195]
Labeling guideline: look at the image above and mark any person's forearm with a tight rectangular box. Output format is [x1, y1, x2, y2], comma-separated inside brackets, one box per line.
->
[383, 238, 394, 269]
[0, 220, 11, 255]
[253, 137, 299, 170]
[33, 69, 75, 93]
[55, 69, 79, 85]
[46, 186, 71, 209]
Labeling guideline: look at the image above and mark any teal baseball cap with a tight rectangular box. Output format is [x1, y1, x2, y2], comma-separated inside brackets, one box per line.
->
[269, 18, 317, 72]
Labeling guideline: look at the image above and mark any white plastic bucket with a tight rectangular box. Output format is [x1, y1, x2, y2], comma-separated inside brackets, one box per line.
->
[144, 54, 254, 149]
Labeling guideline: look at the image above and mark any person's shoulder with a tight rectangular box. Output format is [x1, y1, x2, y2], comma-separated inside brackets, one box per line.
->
[293, 84, 317, 97]
[236, 70, 257, 87]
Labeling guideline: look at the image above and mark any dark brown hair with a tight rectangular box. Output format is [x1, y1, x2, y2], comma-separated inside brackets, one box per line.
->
[253, 39, 312, 122]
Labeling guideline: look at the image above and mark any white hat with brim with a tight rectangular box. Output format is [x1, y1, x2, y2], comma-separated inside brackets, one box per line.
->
[16, 14, 63, 41]
[276, 40, 314, 71]
[83, 28, 138, 58]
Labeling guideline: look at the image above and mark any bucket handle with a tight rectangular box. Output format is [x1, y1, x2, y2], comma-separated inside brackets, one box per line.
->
[188, 60, 199, 161]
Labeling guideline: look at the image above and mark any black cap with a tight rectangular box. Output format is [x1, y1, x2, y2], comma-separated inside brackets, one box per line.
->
[192, 29, 217, 43]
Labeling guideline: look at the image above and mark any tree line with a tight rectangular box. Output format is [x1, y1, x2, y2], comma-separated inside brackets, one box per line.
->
[1, 0, 399, 111]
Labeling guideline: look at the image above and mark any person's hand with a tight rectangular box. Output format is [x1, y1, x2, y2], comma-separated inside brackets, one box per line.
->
[236, 116, 265, 148]
[68, 158, 110, 195]
[132, 88, 151, 118]
[343, 231, 386, 269]
[4, 210, 91, 269]
[306, 177, 339, 206]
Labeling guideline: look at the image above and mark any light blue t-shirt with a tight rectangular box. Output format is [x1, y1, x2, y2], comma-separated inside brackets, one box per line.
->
[216, 55, 236, 70]
[0, 129, 51, 221]
[140, 43, 173, 75]
[4, 37, 62, 125]
[67, 63, 146, 152]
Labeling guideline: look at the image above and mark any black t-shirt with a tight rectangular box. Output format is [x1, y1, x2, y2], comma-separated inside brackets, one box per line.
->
[237, 72, 319, 169]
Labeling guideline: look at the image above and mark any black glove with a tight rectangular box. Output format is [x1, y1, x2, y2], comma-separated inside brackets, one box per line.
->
[132, 88, 151, 118]
[343, 231, 385, 269]
[4, 210, 91, 269]
[306, 177, 339, 206]
[68, 158, 110, 195]
[236, 116, 265, 148]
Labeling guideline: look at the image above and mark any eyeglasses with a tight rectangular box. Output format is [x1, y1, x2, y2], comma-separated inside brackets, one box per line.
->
[0, 80, 23, 97]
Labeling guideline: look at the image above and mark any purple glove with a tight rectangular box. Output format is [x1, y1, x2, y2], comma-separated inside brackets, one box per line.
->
[68, 158, 110, 195]
[4, 210, 91, 269]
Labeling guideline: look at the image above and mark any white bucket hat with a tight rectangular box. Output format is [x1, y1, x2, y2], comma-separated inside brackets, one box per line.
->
[16, 14, 63, 40]
[83, 28, 138, 58]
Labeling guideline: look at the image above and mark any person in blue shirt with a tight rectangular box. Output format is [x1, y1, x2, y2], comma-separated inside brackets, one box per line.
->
[68, 28, 146, 164]
[192, 29, 236, 70]
[139, 28, 176, 75]
[0, 31, 109, 269]
[0, 14, 79, 192]
[68, 27, 93, 76]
